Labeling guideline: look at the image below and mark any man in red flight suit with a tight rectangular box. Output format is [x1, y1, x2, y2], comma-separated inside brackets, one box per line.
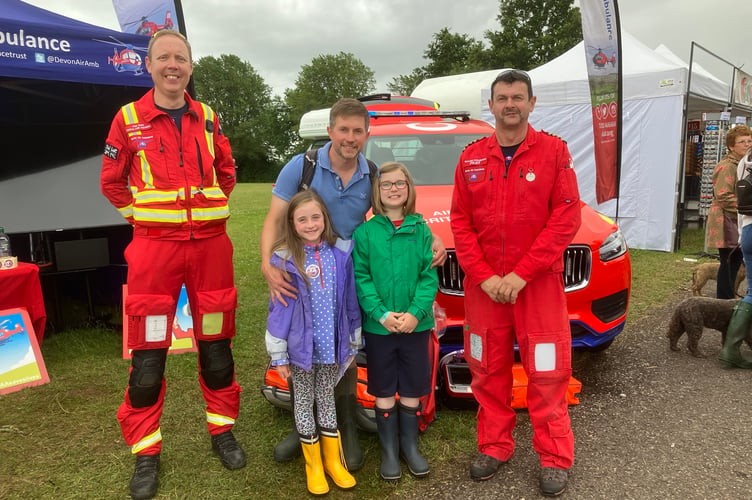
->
[100, 30, 245, 500]
[450, 70, 581, 498]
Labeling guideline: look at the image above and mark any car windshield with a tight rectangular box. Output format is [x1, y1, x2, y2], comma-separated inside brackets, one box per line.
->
[365, 133, 487, 185]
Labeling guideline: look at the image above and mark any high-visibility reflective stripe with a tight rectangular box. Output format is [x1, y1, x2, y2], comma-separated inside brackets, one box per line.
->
[200, 103, 216, 158]
[118, 204, 134, 218]
[133, 208, 188, 223]
[206, 412, 235, 427]
[192, 207, 230, 221]
[136, 151, 154, 188]
[199, 103, 217, 185]
[122, 104, 154, 188]
[191, 186, 226, 200]
[131, 428, 162, 454]
[122, 103, 138, 126]
[134, 189, 182, 203]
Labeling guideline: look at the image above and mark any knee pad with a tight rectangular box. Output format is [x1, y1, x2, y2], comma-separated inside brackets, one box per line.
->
[128, 349, 167, 408]
[198, 339, 234, 390]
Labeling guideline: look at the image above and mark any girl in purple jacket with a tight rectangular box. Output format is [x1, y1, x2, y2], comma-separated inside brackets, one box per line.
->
[265, 190, 361, 495]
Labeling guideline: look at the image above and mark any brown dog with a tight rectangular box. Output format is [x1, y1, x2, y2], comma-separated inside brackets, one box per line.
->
[667, 297, 752, 357]
[691, 262, 746, 297]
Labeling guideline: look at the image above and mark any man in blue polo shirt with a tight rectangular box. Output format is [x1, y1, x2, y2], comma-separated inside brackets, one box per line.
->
[260, 98, 377, 471]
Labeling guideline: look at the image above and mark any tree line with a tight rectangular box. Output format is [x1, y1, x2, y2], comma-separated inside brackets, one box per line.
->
[192, 0, 582, 182]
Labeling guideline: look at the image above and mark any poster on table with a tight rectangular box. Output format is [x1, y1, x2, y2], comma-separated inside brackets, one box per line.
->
[122, 284, 197, 359]
[0, 308, 50, 395]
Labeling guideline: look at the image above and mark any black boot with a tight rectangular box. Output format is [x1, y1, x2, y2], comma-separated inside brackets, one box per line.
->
[719, 301, 752, 369]
[375, 405, 401, 481]
[398, 403, 429, 477]
[335, 364, 363, 471]
[274, 376, 301, 462]
[211, 430, 247, 470]
[129, 454, 160, 500]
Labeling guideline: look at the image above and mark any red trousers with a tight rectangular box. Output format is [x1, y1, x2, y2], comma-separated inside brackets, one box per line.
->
[463, 272, 574, 469]
[118, 234, 241, 455]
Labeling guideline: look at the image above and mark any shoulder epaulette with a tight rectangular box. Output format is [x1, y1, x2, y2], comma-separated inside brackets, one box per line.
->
[462, 136, 486, 152]
[541, 130, 567, 144]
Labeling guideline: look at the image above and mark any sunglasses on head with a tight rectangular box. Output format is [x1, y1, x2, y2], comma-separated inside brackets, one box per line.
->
[493, 69, 531, 85]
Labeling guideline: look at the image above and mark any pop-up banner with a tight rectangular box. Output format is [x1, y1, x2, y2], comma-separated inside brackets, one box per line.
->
[0, 308, 50, 395]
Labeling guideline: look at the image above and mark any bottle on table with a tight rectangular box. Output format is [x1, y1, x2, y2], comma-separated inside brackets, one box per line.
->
[0, 226, 11, 258]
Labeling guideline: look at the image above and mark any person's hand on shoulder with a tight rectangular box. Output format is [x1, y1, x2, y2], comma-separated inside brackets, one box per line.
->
[262, 262, 297, 307]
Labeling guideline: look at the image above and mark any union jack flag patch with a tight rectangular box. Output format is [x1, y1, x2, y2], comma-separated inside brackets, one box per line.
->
[104, 143, 119, 160]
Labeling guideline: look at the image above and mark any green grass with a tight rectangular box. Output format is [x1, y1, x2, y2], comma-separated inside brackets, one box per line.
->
[0, 184, 707, 499]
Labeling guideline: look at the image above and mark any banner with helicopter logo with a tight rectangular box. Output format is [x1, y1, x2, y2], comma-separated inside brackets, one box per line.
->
[0, 0, 152, 87]
[112, 0, 181, 36]
[579, 0, 623, 205]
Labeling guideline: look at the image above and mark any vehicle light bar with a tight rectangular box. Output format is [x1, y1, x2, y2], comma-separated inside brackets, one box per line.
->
[369, 110, 471, 121]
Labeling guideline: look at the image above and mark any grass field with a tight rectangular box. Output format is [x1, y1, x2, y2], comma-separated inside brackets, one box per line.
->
[0, 184, 709, 499]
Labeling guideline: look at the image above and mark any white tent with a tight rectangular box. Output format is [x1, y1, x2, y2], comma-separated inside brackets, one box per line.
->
[653, 44, 730, 112]
[412, 32, 732, 251]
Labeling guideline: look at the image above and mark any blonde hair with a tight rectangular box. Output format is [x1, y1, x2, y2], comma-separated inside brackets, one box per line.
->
[147, 29, 192, 61]
[272, 190, 338, 285]
[371, 161, 417, 216]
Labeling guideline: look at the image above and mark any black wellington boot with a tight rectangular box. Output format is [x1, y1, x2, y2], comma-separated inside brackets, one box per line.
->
[375, 405, 401, 481]
[273, 376, 301, 462]
[398, 403, 429, 477]
[335, 364, 363, 471]
[719, 301, 752, 369]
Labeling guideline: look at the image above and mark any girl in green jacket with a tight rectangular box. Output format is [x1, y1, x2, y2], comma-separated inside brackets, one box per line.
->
[352, 161, 438, 482]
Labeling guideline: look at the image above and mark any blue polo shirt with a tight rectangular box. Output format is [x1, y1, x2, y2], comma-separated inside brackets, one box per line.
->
[272, 142, 373, 239]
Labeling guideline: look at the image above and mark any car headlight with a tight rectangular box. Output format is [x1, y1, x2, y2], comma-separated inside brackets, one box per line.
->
[599, 229, 628, 262]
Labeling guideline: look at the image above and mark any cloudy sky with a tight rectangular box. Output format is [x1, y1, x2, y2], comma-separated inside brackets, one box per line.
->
[23, 0, 749, 97]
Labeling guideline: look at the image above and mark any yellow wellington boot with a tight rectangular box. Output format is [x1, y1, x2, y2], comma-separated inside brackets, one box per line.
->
[320, 428, 356, 489]
[300, 434, 329, 495]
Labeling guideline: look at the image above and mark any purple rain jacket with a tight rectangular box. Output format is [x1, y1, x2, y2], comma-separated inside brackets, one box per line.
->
[265, 238, 362, 371]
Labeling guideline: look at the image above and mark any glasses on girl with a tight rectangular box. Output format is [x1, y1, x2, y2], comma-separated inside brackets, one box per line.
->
[379, 180, 408, 190]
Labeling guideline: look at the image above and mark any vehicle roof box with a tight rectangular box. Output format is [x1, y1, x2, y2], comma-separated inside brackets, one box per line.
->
[298, 108, 330, 140]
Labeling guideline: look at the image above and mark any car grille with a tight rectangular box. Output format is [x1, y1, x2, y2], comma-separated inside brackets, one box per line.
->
[437, 246, 592, 295]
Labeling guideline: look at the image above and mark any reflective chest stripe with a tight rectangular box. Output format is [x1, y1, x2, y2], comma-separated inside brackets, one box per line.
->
[121, 102, 228, 225]
[122, 103, 154, 188]
[199, 102, 217, 185]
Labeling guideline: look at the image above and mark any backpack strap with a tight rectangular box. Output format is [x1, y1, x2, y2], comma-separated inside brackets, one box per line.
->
[298, 149, 318, 192]
[366, 158, 378, 179]
[298, 147, 378, 192]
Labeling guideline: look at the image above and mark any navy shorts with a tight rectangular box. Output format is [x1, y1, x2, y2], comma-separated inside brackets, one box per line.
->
[364, 330, 432, 398]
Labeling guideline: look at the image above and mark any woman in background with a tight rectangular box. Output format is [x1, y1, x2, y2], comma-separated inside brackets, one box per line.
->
[720, 136, 752, 368]
[706, 125, 752, 298]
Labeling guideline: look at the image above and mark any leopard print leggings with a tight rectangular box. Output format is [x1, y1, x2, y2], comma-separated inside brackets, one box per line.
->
[290, 363, 339, 436]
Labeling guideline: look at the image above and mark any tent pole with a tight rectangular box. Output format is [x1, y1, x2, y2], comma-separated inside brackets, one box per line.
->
[674, 43, 696, 251]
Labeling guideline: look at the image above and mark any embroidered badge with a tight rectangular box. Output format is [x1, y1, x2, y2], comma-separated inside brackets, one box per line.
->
[463, 159, 488, 183]
[130, 135, 154, 149]
[104, 143, 119, 160]
[124, 123, 152, 134]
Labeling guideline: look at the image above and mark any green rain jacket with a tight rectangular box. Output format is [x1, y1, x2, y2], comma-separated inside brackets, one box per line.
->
[353, 213, 438, 335]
